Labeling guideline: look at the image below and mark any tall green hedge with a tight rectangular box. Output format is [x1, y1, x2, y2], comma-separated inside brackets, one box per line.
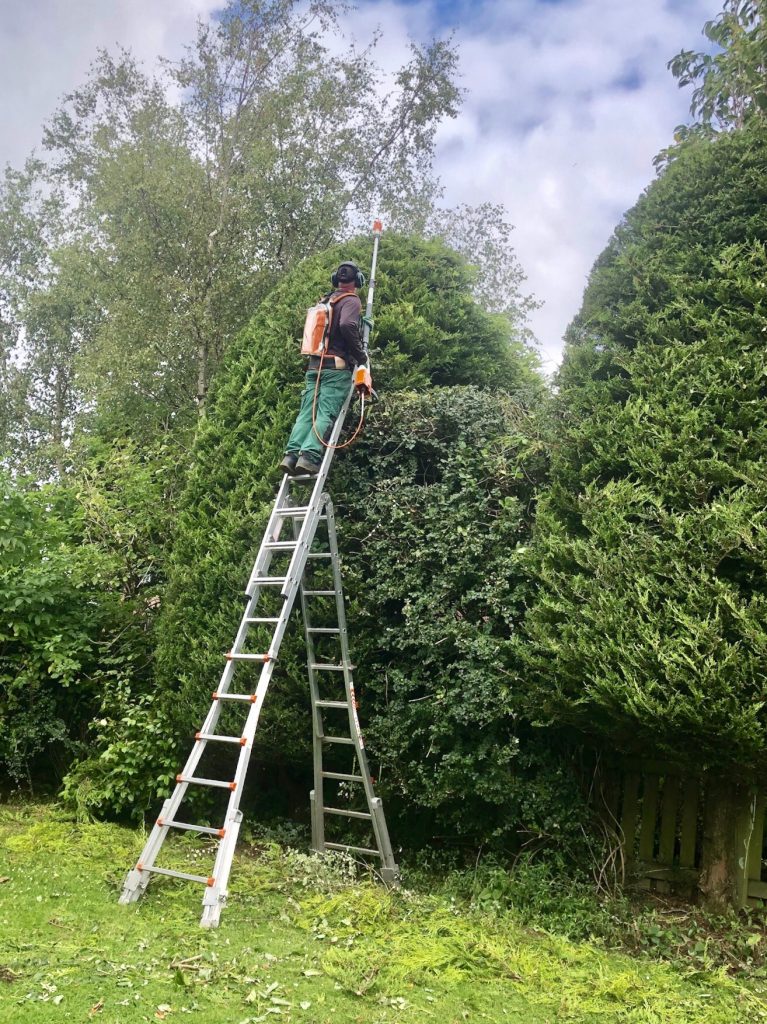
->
[521, 125, 767, 778]
[67, 233, 589, 852]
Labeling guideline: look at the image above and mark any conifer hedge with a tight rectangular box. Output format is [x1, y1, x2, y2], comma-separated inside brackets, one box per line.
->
[521, 126, 767, 780]
[70, 234, 588, 852]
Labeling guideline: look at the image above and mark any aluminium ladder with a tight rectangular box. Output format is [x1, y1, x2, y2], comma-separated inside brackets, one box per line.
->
[119, 387, 399, 927]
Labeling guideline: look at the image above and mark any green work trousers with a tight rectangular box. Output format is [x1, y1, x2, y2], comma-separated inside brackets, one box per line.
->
[285, 369, 351, 464]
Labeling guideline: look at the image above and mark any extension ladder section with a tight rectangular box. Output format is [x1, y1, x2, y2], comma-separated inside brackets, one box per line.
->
[296, 497, 398, 884]
[119, 388, 398, 927]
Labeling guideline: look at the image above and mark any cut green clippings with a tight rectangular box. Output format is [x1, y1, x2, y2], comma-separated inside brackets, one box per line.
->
[0, 805, 763, 1024]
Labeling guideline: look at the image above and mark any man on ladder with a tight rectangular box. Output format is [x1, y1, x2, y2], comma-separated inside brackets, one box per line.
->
[280, 261, 370, 478]
[118, 221, 395, 928]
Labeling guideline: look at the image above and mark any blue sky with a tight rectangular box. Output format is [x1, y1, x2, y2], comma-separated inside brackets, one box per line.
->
[0, 0, 721, 368]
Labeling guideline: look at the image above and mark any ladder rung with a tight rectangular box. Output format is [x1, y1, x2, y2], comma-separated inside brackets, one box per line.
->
[264, 541, 297, 550]
[245, 617, 280, 624]
[322, 771, 365, 782]
[303, 590, 336, 597]
[195, 732, 246, 746]
[315, 700, 350, 709]
[276, 507, 327, 520]
[139, 865, 214, 885]
[226, 652, 270, 662]
[307, 627, 340, 634]
[157, 818, 226, 837]
[322, 736, 355, 746]
[323, 807, 372, 820]
[311, 663, 347, 671]
[250, 577, 287, 586]
[176, 774, 237, 790]
[325, 842, 381, 858]
[307, 552, 332, 559]
[213, 692, 257, 703]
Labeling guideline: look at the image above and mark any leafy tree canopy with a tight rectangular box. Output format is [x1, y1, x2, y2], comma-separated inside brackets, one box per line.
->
[660, 0, 767, 163]
[0, 0, 463, 475]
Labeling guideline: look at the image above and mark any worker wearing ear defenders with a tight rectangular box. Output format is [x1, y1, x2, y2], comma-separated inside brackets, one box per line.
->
[280, 261, 367, 477]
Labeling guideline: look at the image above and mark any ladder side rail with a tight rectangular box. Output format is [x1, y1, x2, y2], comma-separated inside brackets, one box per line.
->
[324, 499, 399, 881]
[245, 473, 294, 596]
[200, 655, 282, 927]
[228, 579, 278, 659]
[295, 502, 327, 852]
[123, 502, 295, 906]
[324, 497, 375, 795]
[125, 485, 318, 913]
[119, 777, 194, 904]
[200, 479, 341, 924]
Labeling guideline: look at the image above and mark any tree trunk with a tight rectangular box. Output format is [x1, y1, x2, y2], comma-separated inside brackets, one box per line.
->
[53, 367, 65, 476]
[699, 775, 742, 912]
[196, 336, 208, 417]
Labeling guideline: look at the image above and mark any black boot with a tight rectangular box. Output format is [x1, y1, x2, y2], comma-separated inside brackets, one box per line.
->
[294, 454, 320, 477]
[278, 454, 298, 476]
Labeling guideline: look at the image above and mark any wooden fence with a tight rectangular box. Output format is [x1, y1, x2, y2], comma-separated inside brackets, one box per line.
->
[593, 759, 766, 907]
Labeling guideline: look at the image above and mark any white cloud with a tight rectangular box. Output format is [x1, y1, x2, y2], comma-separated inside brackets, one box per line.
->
[420, 0, 720, 369]
[0, 0, 218, 170]
[0, 0, 722, 368]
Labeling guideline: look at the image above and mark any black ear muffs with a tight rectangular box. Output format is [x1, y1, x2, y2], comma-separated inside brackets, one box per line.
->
[332, 261, 365, 288]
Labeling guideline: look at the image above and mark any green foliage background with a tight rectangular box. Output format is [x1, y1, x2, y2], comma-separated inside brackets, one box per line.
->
[0, 441, 173, 792]
[8, 0, 767, 889]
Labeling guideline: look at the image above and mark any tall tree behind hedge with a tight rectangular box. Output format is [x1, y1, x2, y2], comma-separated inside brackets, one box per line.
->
[520, 124, 767, 902]
[65, 234, 559, 849]
[0, 0, 461, 473]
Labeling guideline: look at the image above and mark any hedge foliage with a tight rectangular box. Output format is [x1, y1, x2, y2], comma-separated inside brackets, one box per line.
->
[521, 125, 767, 778]
[0, 440, 172, 792]
[63, 233, 594, 852]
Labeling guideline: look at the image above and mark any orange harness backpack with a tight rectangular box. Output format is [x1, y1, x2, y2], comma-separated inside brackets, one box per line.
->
[301, 292, 356, 357]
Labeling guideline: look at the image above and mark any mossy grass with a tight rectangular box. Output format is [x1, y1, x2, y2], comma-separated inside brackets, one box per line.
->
[0, 804, 763, 1022]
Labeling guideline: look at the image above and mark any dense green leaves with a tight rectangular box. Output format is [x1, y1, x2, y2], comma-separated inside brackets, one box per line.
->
[328, 388, 578, 845]
[0, 478, 99, 785]
[66, 233, 562, 849]
[0, 441, 177, 801]
[522, 126, 767, 778]
[668, 0, 767, 134]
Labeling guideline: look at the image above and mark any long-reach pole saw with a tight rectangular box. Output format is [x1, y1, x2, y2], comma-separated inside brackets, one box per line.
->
[353, 217, 382, 400]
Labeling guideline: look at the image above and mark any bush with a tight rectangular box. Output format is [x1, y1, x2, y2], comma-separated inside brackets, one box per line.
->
[521, 125, 767, 779]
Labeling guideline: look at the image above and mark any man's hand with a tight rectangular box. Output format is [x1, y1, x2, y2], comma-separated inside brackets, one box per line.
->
[353, 364, 373, 397]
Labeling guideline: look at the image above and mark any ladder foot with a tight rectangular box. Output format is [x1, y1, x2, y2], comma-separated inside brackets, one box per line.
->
[119, 867, 149, 904]
[200, 886, 227, 928]
[381, 866, 401, 888]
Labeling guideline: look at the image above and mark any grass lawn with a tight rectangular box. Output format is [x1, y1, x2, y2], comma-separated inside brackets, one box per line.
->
[0, 803, 763, 1023]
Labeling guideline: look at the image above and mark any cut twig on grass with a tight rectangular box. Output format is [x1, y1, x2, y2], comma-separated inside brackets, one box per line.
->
[169, 955, 204, 972]
[0, 967, 19, 982]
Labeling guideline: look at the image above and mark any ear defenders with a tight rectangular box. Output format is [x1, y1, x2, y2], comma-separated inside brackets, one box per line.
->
[332, 261, 365, 288]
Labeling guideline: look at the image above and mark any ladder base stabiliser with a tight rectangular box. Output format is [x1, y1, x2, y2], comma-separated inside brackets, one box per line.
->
[119, 389, 398, 927]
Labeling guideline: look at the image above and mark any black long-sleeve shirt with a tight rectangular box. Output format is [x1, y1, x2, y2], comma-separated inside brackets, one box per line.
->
[327, 290, 365, 367]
